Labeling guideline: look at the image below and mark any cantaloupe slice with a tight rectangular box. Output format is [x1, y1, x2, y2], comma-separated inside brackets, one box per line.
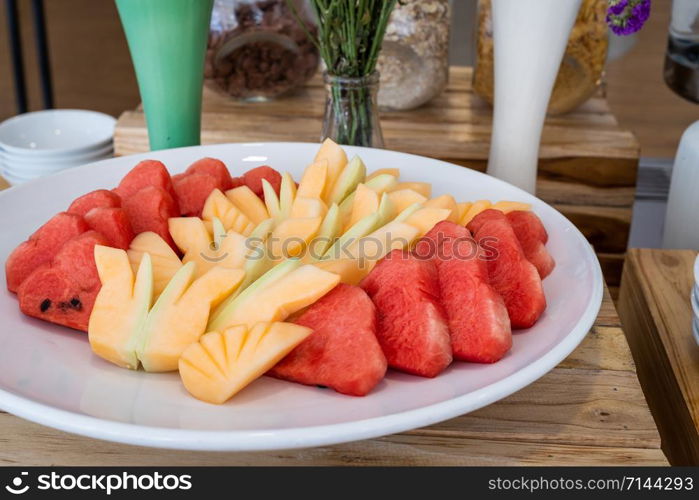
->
[492, 200, 532, 213]
[387, 189, 428, 213]
[296, 159, 328, 200]
[208, 262, 339, 332]
[306, 203, 341, 260]
[344, 221, 420, 263]
[89, 246, 153, 369]
[404, 207, 452, 236]
[261, 179, 282, 221]
[346, 183, 379, 231]
[394, 202, 423, 222]
[278, 172, 297, 220]
[240, 218, 276, 289]
[315, 258, 371, 285]
[314, 138, 348, 200]
[225, 185, 269, 225]
[179, 322, 312, 404]
[269, 216, 322, 259]
[337, 173, 398, 229]
[324, 212, 380, 260]
[366, 168, 400, 181]
[290, 196, 327, 219]
[127, 231, 182, 300]
[137, 263, 244, 372]
[376, 192, 396, 227]
[461, 200, 492, 225]
[169, 217, 247, 278]
[455, 202, 472, 224]
[326, 155, 366, 204]
[390, 182, 432, 198]
[201, 189, 255, 236]
[424, 194, 459, 223]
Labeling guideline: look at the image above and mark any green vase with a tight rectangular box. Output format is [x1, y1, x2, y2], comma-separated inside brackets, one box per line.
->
[116, 0, 214, 151]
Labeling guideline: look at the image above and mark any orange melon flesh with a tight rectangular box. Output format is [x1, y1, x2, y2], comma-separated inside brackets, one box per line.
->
[291, 196, 327, 219]
[424, 194, 459, 223]
[262, 179, 282, 221]
[209, 264, 340, 331]
[305, 203, 341, 261]
[296, 159, 328, 200]
[492, 200, 532, 213]
[179, 322, 312, 404]
[456, 202, 472, 224]
[347, 183, 379, 231]
[269, 216, 322, 259]
[89, 246, 153, 370]
[314, 138, 348, 200]
[390, 182, 432, 198]
[404, 207, 452, 236]
[366, 168, 400, 181]
[461, 200, 492, 225]
[278, 172, 297, 220]
[127, 231, 182, 300]
[387, 189, 428, 213]
[345, 221, 420, 263]
[225, 185, 269, 225]
[315, 258, 371, 285]
[169, 217, 248, 278]
[138, 264, 244, 372]
[201, 189, 255, 236]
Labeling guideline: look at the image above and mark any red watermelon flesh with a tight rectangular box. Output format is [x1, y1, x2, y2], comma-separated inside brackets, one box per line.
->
[172, 172, 221, 217]
[468, 210, 546, 329]
[185, 157, 233, 191]
[269, 284, 387, 396]
[113, 159, 179, 213]
[121, 186, 178, 249]
[84, 207, 135, 250]
[243, 165, 282, 198]
[17, 230, 109, 331]
[416, 221, 511, 363]
[507, 211, 555, 279]
[67, 189, 121, 217]
[230, 176, 244, 189]
[5, 212, 89, 293]
[361, 249, 452, 378]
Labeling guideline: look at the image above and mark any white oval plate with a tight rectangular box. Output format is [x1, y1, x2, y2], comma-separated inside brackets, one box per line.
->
[0, 143, 603, 451]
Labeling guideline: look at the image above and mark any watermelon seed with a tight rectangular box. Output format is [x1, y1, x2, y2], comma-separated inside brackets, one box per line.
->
[39, 299, 51, 312]
[70, 298, 82, 310]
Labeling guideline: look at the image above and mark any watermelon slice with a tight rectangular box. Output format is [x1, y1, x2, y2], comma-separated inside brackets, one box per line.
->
[361, 249, 452, 377]
[185, 157, 233, 191]
[173, 173, 222, 217]
[17, 230, 109, 331]
[269, 283, 387, 396]
[468, 210, 546, 329]
[67, 189, 121, 217]
[416, 221, 512, 363]
[6, 212, 89, 292]
[121, 186, 178, 249]
[84, 207, 135, 250]
[243, 166, 282, 198]
[114, 159, 179, 213]
[507, 210, 555, 279]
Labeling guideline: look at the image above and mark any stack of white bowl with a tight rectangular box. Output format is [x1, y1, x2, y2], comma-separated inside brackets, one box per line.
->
[692, 255, 699, 346]
[0, 110, 116, 185]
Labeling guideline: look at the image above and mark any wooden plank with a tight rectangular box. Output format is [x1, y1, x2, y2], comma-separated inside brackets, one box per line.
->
[618, 249, 699, 465]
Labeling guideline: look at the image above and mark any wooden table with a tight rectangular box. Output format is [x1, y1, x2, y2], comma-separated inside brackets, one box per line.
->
[115, 67, 640, 287]
[618, 249, 699, 465]
[0, 285, 667, 466]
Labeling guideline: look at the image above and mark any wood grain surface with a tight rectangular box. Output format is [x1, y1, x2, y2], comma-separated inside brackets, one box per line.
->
[618, 249, 699, 465]
[0, 285, 668, 466]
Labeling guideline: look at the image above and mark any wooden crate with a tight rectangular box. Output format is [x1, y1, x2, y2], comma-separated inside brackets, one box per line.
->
[115, 67, 640, 285]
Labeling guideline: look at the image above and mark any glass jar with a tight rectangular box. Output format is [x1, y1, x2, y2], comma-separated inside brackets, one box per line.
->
[664, 0, 699, 103]
[473, 0, 608, 115]
[376, 0, 450, 111]
[205, 0, 319, 101]
[322, 72, 384, 148]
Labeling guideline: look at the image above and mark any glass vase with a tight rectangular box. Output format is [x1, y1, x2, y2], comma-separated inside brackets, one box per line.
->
[321, 72, 385, 148]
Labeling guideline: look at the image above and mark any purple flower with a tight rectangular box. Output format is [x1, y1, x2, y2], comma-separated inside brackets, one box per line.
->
[607, 0, 651, 36]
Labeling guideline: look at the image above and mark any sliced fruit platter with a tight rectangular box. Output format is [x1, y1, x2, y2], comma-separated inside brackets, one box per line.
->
[0, 142, 602, 450]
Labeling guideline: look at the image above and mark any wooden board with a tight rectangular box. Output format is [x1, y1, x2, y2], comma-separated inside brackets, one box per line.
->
[114, 67, 640, 286]
[0, 286, 667, 466]
[618, 249, 699, 465]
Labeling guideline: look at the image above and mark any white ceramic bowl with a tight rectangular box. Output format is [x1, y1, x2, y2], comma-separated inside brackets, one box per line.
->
[1, 147, 114, 176]
[1, 142, 114, 165]
[0, 142, 603, 451]
[0, 110, 115, 156]
[2, 153, 114, 185]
